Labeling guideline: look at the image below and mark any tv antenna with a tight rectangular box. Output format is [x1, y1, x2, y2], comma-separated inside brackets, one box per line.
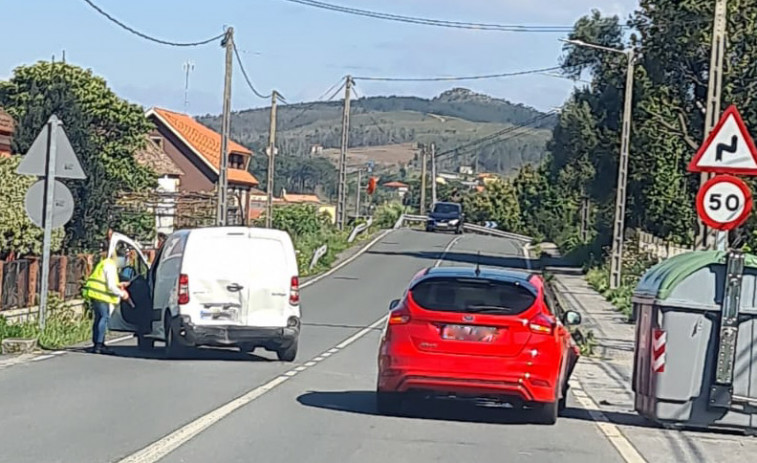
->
[183, 61, 195, 111]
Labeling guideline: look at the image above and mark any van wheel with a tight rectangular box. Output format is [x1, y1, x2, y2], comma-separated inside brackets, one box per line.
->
[164, 316, 183, 359]
[276, 338, 298, 362]
[137, 335, 155, 351]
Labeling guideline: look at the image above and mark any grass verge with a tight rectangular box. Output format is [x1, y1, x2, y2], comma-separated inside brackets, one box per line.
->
[0, 295, 92, 349]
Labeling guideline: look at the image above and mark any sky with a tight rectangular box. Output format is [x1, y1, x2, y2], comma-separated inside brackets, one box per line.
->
[2, 0, 639, 116]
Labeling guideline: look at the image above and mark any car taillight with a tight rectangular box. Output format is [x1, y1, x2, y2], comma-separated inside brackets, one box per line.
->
[290, 276, 300, 305]
[388, 306, 411, 325]
[529, 313, 555, 335]
[178, 274, 189, 305]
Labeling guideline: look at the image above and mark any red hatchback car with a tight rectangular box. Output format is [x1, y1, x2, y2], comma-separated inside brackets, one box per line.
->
[376, 266, 582, 424]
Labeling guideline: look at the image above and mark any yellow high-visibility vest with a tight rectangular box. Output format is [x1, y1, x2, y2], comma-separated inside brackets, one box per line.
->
[82, 258, 120, 304]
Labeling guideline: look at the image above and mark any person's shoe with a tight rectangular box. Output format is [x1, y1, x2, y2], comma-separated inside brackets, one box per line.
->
[99, 345, 116, 355]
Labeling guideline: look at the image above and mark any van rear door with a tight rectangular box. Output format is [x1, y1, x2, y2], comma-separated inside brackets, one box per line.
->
[182, 230, 292, 327]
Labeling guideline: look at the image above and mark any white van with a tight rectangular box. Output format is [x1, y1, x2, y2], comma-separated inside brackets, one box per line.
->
[108, 227, 301, 361]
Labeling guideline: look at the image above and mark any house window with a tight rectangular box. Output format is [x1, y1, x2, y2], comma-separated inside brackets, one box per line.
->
[150, 136, 163, 148]
[230, 154, 244, 169]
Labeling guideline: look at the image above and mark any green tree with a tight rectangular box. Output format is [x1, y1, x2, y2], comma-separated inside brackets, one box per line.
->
[463, 181, 522, 232]
[0, 157, 64, 258]
[0, 61, 156, 251]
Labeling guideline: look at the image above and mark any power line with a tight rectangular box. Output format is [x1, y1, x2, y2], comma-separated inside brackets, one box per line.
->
[354, 65, 568, 82]
[281, 77, 347, 127]
[435, 111, 557, 160]
[80, 0, 225, 47]
[232, 42, 274, 100]
[274, 0, 574, 32]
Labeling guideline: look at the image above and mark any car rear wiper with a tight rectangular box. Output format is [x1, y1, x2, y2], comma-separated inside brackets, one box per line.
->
[464, 305, 516, 314]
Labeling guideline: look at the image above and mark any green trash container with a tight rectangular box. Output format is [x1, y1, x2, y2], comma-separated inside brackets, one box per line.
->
[632, 250, 757, 432]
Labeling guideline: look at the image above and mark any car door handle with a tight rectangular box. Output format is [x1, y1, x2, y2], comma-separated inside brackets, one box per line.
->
[227, 283, 244, 292]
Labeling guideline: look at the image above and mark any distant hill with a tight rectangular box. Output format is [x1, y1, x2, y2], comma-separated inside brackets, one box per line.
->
[198, 88, 555, 175]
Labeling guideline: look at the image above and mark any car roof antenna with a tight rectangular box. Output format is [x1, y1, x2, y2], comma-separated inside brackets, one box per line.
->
[474, 252, 481, 277]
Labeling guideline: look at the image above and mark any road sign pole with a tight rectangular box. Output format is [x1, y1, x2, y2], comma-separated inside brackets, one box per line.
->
[38, 119, 59, 331]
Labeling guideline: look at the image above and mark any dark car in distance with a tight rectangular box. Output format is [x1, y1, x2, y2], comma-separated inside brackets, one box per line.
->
[426, 202, 464, 234]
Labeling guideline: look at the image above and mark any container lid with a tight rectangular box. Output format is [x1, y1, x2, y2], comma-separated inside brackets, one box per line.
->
[634, 251, 757, 300]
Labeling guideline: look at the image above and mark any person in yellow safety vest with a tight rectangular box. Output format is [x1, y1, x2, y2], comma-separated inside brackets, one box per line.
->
[82, 241, 129, 355]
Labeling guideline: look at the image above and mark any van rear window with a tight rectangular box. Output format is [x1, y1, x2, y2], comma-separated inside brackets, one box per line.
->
[409, 277, 536, 315]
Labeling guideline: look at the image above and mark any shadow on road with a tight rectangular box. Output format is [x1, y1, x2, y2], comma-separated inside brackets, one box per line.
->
[298, 390, 559, 426]
[62, 344, 272, 362]
[367, 250, 535, 271]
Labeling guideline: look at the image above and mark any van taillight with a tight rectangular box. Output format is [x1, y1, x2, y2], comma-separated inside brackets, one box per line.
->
[529, 313, 555, 335]
[178, 274, 189, 305]
[290, 276, 300, 305]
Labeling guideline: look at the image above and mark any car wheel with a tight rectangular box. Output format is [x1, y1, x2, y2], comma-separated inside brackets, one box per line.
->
[558, 383, 570, 412]
[137, 334, 155, 351]
[376, 391, 404, 415]
[532, 401, 559, 425]
[276, 338, 298, 362]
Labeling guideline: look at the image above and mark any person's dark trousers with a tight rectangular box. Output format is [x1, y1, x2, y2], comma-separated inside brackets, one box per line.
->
[90, 299, 113, 354]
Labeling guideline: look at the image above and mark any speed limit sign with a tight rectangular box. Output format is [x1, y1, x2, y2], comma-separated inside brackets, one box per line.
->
[696, 175, 753, 231]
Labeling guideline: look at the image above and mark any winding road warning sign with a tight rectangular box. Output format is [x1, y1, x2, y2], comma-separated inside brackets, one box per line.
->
[688, 105, 757, 175]
[696, 175, 753, 231]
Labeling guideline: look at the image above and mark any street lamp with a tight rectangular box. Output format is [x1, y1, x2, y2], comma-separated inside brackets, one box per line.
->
[561, 38, 636, 290]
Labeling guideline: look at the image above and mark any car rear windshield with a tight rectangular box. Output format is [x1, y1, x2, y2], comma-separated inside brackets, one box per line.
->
[410, 277, 536, 315]
[433, 203, 460, 214]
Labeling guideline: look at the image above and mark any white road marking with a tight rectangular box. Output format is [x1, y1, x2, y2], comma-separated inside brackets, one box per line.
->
[434, 235, 463, 268]
[117, 375, 289, 463]
[32, 354, 54, 362]
[570, 380, 647, 463]
[301, 229, 391, 289]
[304, 361, 316, 367]
[117, 314, 389, 463]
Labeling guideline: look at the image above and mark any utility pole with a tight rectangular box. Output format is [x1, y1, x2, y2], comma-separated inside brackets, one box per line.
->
[265, 91, 278, 229]
[355, 168, 362, 218]
[430, 142, 438, 205]
[216, 27, 234, 226]
[336, 76, 353, 230]
[420, 144, 428, 215]
[561, 38, 636, 290]
[183, 61, 195, 112]
[696, 0, 728, 251]
[608, 50, 635, 289]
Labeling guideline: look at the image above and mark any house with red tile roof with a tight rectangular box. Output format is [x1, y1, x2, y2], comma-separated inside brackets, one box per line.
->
[146, 107, 259, 225]
[0, 108, 14, 158]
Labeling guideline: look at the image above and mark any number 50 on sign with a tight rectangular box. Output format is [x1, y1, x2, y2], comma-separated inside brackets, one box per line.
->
[696, 175, 753, 231]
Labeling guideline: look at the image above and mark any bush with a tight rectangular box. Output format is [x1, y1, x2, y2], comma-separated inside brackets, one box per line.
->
[585, 241, 657, 320]
[0, 295, 92, 349]
[374, 201, 408, 229]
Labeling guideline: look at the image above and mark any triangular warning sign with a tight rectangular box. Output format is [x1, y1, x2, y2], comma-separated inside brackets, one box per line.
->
[17, 115, 86, 180]
[688, 105, 757, 175]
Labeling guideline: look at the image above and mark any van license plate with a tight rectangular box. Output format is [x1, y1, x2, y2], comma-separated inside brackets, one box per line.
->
[441, 324, 497, 342]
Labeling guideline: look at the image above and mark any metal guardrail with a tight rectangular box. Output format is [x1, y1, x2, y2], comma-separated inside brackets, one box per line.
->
[309, 244, 329, 271]
[348, 217, 373, 243]
[393, 214, 532, 243]
[462, 223, 532, 243]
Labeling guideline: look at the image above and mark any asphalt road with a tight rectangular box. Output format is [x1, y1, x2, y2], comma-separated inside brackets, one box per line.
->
[0, 229, 624, 463]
